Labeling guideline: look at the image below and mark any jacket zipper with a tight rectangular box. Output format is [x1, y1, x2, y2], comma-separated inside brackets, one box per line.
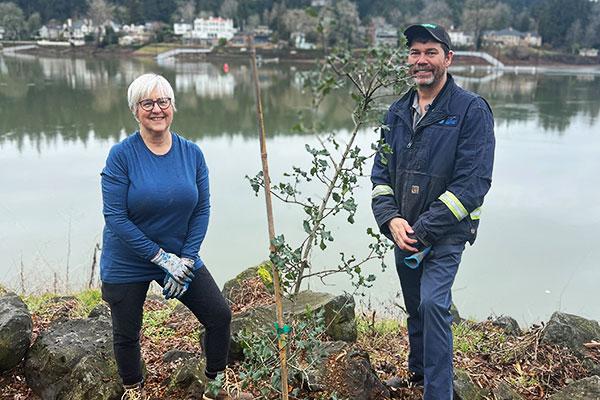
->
[406, 111, 448, 148]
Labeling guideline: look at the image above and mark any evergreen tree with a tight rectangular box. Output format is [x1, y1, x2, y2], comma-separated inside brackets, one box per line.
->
[537, 0, 591, 49]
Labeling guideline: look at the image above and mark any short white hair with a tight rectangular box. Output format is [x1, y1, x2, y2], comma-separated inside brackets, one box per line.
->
[127, 73, 177, 116]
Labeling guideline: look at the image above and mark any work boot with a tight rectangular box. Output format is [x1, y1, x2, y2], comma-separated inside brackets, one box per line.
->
[385, 372, 424, 389]
[202, 388, 253, 400]
[121, 382, 146, 400]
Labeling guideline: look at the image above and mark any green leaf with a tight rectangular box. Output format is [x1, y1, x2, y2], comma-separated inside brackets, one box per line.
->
[303, 220, 311, 234]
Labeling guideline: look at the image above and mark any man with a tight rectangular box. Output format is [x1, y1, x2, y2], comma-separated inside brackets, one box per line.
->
[371, 23, 495, 399]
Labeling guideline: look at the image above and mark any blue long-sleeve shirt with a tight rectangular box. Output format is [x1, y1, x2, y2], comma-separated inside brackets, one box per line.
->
[100, 131, 210, 283]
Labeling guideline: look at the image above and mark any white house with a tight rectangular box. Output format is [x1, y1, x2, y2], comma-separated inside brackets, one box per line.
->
[189, 17, 236, 41]
[174, 21, 192, 36]
[292, 32, 316, 49]
[121, 24, 146, 35]
[0, 27, 4, 40]
[68, 19, 94, 40]
[579, 48, 599, 57]
[448, 30, 474, 47]
[39, 24, 68, 40]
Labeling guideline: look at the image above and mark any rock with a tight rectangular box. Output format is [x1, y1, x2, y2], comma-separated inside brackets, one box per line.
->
[167, 356, 207, 399]
[548, 376, 600, 400]
[25, 317, 121, 400]
[303, 341, 390, 399]
[450, 302, 462, 325]
[0, 291, 33, 372]
[541, 312, 600, 357]
[227, 306, 273, 362]
[88, 303, 111, 320]
[453, 369, 490, 400]
[163, 349, 197, 363]
[222, 261, 274, 302]
[284, 291, 357, 342]
[492, 316, 523, 336]
[493, 381, 525, 400]
[213, 290, 357, 363]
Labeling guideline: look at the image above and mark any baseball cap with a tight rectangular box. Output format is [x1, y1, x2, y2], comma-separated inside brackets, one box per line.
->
[404, 23, 452, 49]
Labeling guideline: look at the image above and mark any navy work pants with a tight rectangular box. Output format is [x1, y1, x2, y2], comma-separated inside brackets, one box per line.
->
[396, 243, 465, 400]
[101, 266, 232, 385]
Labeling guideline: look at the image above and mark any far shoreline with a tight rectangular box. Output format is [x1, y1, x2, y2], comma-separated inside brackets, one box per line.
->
[3, 41, 600, 71]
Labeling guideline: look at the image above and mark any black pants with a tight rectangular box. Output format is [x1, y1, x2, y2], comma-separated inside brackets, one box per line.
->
[101, 266, 232, 385]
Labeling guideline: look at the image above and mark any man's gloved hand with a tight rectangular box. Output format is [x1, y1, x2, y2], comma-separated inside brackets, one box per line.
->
[151, 249, 195, 284]
[162, 275, 189, 299]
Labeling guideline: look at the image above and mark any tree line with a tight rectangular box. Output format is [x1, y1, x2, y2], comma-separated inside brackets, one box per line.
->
[1, 0, 599, 51]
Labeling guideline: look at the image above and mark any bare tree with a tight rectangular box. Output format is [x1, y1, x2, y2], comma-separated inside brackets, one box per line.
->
[419, 0, 454, 30]
[175, 1, 196, 22]
[219, 0, 238, 20]
[87, 0, 114, 44]
[462, 0, 510, 49]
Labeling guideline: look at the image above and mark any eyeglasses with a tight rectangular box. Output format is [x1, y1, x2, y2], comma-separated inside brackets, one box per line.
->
[138, 97, 171, 111]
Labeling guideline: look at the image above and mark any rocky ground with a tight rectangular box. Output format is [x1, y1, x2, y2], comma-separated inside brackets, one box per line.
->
[1, 274, 599, 399]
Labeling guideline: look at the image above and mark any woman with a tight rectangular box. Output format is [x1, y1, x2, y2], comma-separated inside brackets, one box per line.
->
[100, 73, 250, 400]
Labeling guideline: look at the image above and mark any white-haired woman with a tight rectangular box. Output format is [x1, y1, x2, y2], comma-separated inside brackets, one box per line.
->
[100, 73, 251, 400]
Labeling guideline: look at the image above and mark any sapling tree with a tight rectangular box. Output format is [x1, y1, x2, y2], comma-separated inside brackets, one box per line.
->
[248, 44, 412, 295]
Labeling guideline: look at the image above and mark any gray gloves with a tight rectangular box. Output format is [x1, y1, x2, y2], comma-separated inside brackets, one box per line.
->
[151, 249, 195, 284]
[162, 257, 195, 299]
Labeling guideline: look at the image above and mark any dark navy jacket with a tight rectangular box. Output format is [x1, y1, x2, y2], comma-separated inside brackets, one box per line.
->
[371, 75, 495, 246]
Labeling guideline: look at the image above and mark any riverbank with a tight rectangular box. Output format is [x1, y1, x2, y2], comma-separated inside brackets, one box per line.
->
[4, 42, 599, 68]
[1, 280, 599, 399]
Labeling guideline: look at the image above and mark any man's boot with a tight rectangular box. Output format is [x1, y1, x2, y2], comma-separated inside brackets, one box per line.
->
[121, 382, 146, 400]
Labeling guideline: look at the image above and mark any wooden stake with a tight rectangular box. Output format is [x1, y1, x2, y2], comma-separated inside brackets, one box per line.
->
[247, 35, 290, 400]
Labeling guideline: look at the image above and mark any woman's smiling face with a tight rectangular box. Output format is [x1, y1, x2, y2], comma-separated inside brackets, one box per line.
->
[136, 89, 174, 136]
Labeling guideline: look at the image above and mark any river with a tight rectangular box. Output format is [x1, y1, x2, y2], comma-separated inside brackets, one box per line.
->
[1, 52, 599, 326]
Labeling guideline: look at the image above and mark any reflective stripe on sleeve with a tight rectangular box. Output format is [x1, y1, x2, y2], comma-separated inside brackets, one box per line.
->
[470, 207, 482, 220]
[439, 191, 469, 221]
[372, 185, 394, 198]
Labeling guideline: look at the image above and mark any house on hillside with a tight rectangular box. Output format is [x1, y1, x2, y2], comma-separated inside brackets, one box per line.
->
[579, 48, 599, 57]
[119, 23, 150, 46]
[187, 17, 236, 44]
[39, 23, 69, 40]
[483, 27, 541, 47]
[229, 26, 273, 48]
[68, 19, 94, 40]
[448, 30, 474, 47]
[174, 21, 192, 36]
[367, 19, 398, 47]
[292, 32, 316, 49]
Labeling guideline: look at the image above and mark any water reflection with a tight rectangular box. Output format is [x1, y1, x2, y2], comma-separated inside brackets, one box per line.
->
[454, 71, 600, 133]
[1, 55, 599, 148]
[1, 54, 599, 324]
